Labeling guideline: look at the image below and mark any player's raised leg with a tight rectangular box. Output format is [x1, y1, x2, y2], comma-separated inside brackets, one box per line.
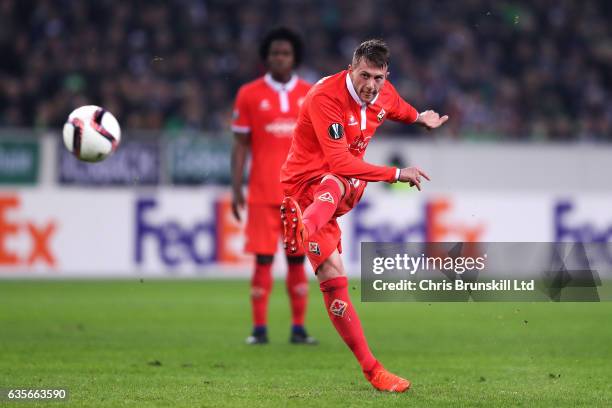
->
[286, 255, 318, 344]
[317, 251, 411, 392]
[246, 254, 274, 344]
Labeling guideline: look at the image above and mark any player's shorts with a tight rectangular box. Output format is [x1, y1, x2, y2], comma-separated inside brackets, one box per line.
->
[284, 174, 367, 272]
[245, 203, 305, 256]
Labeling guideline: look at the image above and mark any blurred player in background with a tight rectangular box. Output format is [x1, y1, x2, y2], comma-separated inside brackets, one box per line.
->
[231, 28, 316, 345]
[280, 39, 448, 391]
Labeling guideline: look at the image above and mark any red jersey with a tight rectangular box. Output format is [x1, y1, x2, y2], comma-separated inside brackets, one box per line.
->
[232, 73, 311, 205]
[280, 70, 419, 192]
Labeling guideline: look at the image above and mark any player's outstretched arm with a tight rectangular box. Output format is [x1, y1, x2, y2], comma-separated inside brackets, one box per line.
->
[397, 166, 430, 191]
[230, 132, 250, 221]
[415, 110, 449, 130]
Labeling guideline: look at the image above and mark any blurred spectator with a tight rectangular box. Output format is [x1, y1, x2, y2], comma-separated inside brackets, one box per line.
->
[0, 0, 610, 140]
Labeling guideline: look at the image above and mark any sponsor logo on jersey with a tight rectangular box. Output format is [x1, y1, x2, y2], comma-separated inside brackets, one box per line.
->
[259, 99, 271, 111]
[377, 108, 386, 122]
[348, 135, 372, 155]
[328, 123, 344, 140]
[329, 299, 348, 317]
[264, 118, 297, 136]
[309, 242, 321, 256]
[317, 192, 335, 204]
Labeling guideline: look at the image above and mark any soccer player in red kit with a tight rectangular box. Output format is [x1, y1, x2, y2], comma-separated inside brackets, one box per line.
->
[231, 28, 317, 345]
[280, 39, 448, 391]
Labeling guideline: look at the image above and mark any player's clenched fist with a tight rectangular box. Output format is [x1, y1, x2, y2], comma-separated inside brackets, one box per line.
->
[398, 166, 430, 190]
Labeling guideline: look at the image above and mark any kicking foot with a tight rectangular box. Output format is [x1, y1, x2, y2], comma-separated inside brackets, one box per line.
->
[364, 362, 411, 392]
[280, 197, 307, 255]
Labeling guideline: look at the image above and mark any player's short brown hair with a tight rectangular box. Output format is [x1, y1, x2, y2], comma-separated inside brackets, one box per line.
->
[352, 39, 390, 68]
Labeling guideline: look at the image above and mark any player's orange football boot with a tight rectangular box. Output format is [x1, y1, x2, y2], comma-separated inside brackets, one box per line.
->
[280, 197, 307, 255]
[364, 362, 411, 393]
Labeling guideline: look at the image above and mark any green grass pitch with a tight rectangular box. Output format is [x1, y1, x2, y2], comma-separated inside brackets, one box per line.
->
[1, 279, 611, 407]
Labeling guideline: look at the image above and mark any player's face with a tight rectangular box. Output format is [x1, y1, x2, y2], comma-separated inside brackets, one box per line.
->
[267, 40, 295, 77]
[348, 59, 388, 103]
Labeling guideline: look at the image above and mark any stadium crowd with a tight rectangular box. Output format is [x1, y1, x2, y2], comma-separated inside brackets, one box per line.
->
[0, 0, 611, 140]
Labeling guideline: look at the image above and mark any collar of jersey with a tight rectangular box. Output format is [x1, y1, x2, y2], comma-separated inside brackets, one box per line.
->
[264, 73, 298, 93]
[345, 71, 379, 106]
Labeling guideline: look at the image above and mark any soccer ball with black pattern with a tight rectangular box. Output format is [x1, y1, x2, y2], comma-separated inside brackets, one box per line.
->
[62, 105, 121, 162]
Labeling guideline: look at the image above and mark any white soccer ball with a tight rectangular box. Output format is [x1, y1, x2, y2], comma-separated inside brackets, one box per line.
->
[62, 105, 121, 162]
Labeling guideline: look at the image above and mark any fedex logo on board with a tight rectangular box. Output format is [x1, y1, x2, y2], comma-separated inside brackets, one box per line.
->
[0, 195, 56, 267]
[555, 200, 612, 243]
[134, 197, 247, 268]
[350, 197, 485, 261]
[554, 199, 612, 265]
